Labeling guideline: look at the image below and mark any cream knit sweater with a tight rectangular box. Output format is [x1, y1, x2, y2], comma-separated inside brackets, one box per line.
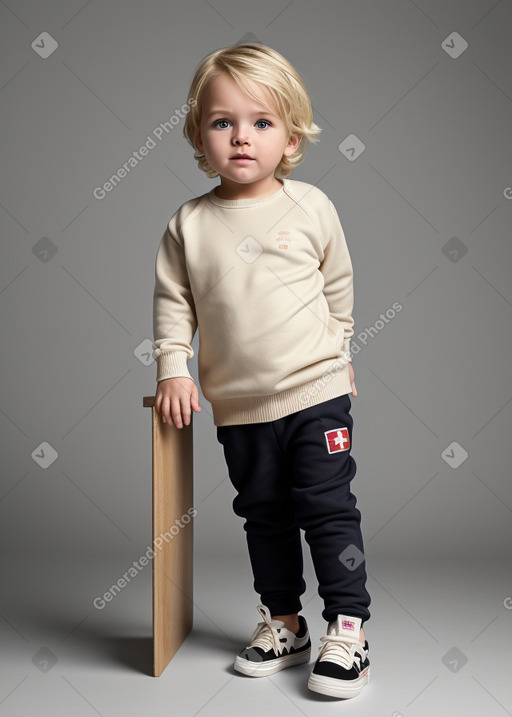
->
[152, 178, 354, 426]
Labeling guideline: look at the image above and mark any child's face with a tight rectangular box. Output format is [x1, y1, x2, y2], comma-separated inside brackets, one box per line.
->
[194, 72, 300, 193]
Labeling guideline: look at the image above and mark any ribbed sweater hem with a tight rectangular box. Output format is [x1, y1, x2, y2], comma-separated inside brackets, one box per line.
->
[210, 369, 352, 426]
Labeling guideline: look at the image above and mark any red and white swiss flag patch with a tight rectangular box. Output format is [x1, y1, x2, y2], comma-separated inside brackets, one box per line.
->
[325, 427, 350, 454]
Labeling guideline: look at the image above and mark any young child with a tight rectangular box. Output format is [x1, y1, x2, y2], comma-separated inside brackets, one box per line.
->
[152, 43, 372, 700]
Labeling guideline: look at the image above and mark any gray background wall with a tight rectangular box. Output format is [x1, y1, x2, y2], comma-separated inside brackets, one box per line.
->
[1, 0, 512, 714]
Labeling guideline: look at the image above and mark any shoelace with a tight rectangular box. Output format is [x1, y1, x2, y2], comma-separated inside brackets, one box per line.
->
[317, 634, 364, 669]
[248, 610, 287, 655]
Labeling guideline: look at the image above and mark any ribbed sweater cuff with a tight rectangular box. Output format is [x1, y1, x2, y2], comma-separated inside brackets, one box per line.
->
[155, 351, 193, 383]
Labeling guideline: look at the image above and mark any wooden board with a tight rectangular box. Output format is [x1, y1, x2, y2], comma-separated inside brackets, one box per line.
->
[143, 396, 194, 677]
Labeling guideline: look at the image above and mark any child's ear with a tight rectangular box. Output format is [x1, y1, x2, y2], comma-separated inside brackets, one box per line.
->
[283, 132, 302, 157]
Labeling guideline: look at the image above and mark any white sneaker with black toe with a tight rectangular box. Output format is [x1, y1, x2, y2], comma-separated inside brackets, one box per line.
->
[234, 604, 311, 677]
[308, 614, 370, 699]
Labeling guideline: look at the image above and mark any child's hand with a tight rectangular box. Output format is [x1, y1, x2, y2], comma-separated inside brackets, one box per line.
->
[155, 377, 201, 429]
[349, 362, 358, 397]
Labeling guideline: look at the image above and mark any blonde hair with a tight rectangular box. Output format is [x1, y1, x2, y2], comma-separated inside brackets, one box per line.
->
[183, 43, 322, 179]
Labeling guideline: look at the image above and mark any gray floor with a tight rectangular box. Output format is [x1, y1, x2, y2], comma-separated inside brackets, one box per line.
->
[1, 553, 512, 716]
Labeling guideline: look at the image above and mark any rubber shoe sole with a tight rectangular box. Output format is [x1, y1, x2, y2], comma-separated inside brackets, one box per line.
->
[234, 647, 311, 677]
[307, 665, 370, 698]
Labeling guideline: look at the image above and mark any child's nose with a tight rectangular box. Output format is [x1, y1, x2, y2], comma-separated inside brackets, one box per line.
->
[232, 126, 251, 145]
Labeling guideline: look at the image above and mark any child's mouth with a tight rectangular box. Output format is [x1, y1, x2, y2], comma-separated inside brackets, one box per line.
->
[230, 155, 254, 163]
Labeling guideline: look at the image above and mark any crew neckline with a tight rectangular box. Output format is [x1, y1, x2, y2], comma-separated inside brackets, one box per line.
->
[207, 179, 287, 207]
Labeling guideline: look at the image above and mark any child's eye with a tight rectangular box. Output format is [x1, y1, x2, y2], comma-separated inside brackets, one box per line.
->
[213, 119, 230, 129]
[255, 120, 271, 129]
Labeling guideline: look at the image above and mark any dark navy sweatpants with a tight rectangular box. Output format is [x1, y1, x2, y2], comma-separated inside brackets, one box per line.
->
[216, 393, 371, 626]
